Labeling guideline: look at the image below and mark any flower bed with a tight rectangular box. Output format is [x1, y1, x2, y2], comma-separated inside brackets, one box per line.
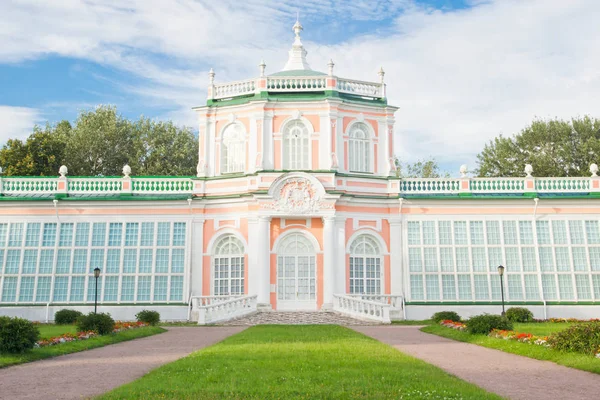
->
[36, 321, 149, 348]
[440, 319, 467, 331]
[488, 329, 550, 347]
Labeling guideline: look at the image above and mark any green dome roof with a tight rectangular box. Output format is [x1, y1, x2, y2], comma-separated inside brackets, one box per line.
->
[269, 69, 327, 77]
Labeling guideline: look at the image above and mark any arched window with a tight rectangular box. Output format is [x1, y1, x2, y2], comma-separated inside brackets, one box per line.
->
[213, 235, 245, 295]
[349, 234, 382, 294]
[348, 123, 371, 173]
[221, 124, 245, 174]
[283, 119, 310, 170]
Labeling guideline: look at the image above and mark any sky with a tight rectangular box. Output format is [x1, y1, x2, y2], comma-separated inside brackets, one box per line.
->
[1, 0, 599, 175]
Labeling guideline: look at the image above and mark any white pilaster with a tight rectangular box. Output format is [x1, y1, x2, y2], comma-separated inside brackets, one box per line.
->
[322, 216, 336, 308]
[190, 219, 205, 297]
[207, 116, 217, 177]
[257, 216, 272, 308]
[389, 218, 402, 295]
[378, 120, 388, 177]
[319, 114, 331, 169]
[263, 114, 274, 170]
[249, 116, 258, 173]
[335, 216, 347, 295]
[247, 217, 259, 296]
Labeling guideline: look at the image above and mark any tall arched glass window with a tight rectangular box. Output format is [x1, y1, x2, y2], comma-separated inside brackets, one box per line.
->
[213, 235, 245, 295]
[282, 119, 310, 170]
[221, 124, 245, 174]
[348, 123, 371, 173]
[349, 234, 382, 294]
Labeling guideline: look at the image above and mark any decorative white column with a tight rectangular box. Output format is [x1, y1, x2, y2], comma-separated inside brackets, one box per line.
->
[389, 218, 402, 295]
[190, 219, 205, 297]
[257, 216, 272, 309]
[335, 216, 347, 295]
[322, 216, 336, 309]
[247, 217, 259, 297]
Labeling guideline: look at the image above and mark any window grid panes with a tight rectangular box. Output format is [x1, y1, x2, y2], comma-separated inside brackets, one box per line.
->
[406, 218, 600, 303]
[0, 221, 187, 304]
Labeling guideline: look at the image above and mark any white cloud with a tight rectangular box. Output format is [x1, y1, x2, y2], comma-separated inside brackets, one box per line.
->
[1, 0, 599, 173]
[0, 106, 41, 144]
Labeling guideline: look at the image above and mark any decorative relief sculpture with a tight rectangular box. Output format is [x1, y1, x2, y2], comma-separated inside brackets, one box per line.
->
[262, 174, 333, 214]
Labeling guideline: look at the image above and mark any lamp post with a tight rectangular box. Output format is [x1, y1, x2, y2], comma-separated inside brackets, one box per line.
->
[93, 267, 101, 314]
[497, 265, 505, 317]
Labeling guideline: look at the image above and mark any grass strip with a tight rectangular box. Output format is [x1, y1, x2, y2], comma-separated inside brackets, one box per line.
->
[37, 324, 78, 339]
[1, 326, 165, 368]
[99, 325, 501, 400]
[422, 324, 600, 375]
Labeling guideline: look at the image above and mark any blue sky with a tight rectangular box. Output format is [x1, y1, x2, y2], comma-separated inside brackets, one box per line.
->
[1, 0, 599, 175]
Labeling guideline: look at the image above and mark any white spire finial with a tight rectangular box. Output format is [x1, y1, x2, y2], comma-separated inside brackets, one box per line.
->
[259, 59, 266, 77]
[283, 17, 311, 71]
[378, 66, 385, 83]
[208, 68, 215, 84]
[328, 59, 335, 76]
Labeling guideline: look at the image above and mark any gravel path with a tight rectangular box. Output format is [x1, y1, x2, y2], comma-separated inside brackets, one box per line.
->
[219, 311, 379, 325]
[353, 325, 600, 400]
[0, 326, 245, 400]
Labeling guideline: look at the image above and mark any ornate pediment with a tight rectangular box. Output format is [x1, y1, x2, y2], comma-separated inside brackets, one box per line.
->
[261, 173, 333, 214]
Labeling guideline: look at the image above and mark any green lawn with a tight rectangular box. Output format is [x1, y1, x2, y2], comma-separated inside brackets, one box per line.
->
[513, 322, 573, 336]
[0, 326, 165, 368]
[99, 325, 501, 400]
[37, 324, 78, 339]
[422, 324, 600, 375]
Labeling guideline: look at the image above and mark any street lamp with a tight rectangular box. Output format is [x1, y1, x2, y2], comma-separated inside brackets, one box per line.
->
[93, 267, 101, 314]
[497, 265, 505, 317]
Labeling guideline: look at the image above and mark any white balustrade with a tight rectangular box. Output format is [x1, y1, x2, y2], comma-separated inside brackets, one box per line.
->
[191, 295, 240, 308]
[336, 78, 384, 98]
[2, 178, 57, 195]
[400, 178, 460, 194]
[68, 178, 122, 194]
[345, 294, 403, 309]
[132, 178, 194, 194]
[470, 178, 525, 193]
[266, 76, 327, 91]
[213, 79, 256, 99]
[535, 177, 590, 192]
[193, 295, 257, 325]
[333, 294, 391, 323]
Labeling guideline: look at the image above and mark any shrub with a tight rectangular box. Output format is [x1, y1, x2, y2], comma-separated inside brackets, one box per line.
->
[0, 316, 40, 353]
[432, 311, 461, 323]
[54, 309, 83, 325]
[505, 307, 534, 323]
[466, 314, 513, 334]
[76, 313, 115, 335]
[547, 322, 600, 356]
[135, 310, 160, 326]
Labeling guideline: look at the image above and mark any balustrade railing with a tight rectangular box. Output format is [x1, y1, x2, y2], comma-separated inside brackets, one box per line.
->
[469, 178, 525, 193]
[213, 79, 256, 99]
[1, 178, 57, 195]
[192, 295, 257, 325]
[68, 178, 122, 194]
[266, 76, 327, 91]
[401, 178, 460, 194]
[132, 178, 194, 194]
[336, 78, 384, 98]
[535, 177, 590, 192]
[333, 294, 390, 323]
[345, 294, 403, 309]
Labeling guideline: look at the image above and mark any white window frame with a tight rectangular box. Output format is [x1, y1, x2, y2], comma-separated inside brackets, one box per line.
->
[212, 235, 245, 296]
[348, 234, 383, 295]
[220, 123, 246, 174]
[282, 119, 311, 170]
[348, 122, 372, 173]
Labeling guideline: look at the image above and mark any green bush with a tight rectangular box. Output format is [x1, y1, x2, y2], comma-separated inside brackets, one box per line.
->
[547, 322, 600, 356]
[505, 307, 534, 323]
[54, 309, 83, 325]
[431, 311, 461, 323]
[466, 314, 513, 334]
[0, 316, 40, 353]
[76, 312, 115, 335]
[135, 310, 160, 326]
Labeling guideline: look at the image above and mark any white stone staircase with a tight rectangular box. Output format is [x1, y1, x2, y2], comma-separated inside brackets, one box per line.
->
[217, 311, 381, 326]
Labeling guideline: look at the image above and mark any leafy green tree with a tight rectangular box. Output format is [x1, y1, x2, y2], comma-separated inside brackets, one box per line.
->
[476, 116, 600, 177]
[0, 105, 198, 177]
[394, 157, 449, 178]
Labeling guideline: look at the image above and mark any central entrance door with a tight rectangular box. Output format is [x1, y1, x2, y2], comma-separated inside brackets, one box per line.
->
[276, 233, 317, 310]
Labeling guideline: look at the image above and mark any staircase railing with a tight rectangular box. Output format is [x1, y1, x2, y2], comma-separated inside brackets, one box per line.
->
[333, 294, 391, 323]
[344, 294, 403, 309]
[191, 295, 257, 325]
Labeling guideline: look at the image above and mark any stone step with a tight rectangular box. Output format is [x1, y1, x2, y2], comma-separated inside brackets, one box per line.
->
[217, 311, 383, 326]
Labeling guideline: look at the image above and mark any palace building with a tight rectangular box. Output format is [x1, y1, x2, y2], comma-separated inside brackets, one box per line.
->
[1, 21, 600, 323]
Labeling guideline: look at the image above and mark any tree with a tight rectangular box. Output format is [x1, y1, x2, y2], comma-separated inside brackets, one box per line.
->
[0, 105, 198, 177]
[394, 157, 449, 178]
[476, 116, 600, 177]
